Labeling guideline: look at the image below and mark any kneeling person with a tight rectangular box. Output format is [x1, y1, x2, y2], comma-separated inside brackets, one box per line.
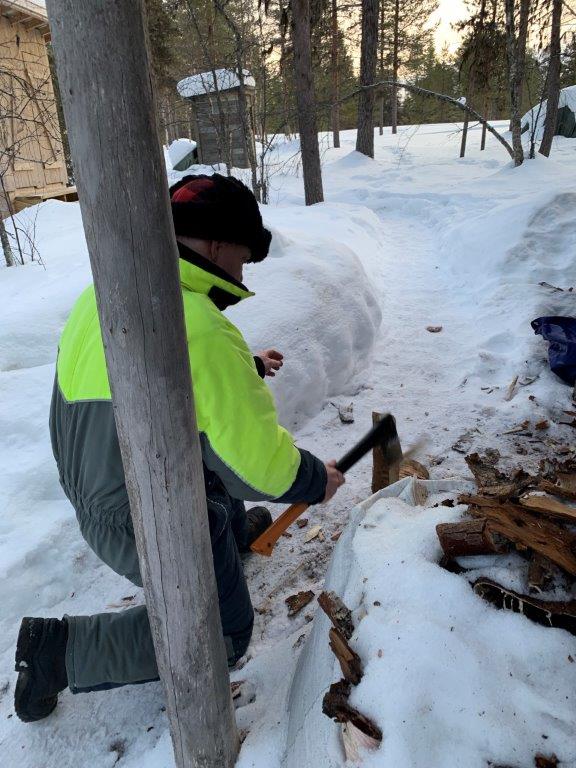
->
[14, 174, 344, 722]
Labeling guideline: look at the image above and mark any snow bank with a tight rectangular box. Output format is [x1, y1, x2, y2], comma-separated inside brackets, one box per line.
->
[280, 479, 576, 768]
[230, 203, 383, 429]
[177, 68, 255, 98]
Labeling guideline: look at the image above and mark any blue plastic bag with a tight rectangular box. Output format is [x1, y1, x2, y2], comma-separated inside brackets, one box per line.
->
[532, 316, 576, 385]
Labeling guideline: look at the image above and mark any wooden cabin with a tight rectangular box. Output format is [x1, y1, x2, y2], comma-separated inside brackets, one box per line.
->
[176, 69, 256, 168]
[0, 0, 76, 217]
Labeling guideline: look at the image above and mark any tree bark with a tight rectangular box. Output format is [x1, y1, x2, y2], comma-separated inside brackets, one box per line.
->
[291, 0, 324, 204]
[504, 0, 530, 166]
[391, 0, 400, 135]
[356, 0, 379, 157]
[436, 519, 506, 558]
[331, 0, 340, 148]
[45, 3, 239, 767]
[0, 214, 14, 267]
[539, 0, 563, 157]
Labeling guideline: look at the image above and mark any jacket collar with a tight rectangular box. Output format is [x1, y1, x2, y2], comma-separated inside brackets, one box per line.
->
[177, 242, 254, 310]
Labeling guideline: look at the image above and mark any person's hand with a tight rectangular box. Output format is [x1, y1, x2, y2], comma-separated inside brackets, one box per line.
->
[257, 349, 284, 377]
[323, 460, 345, 502]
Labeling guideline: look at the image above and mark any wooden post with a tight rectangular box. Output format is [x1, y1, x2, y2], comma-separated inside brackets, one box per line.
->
[460, 112, 469, 158]
[371, 411, 400, 493]
[45, 3, 239, 767]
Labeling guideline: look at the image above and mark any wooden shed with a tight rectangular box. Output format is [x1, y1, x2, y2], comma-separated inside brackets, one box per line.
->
[176, 68, 256, 169]
[0, 0, 76, 217]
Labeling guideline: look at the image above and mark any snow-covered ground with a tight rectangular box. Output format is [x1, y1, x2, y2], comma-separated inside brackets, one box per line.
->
[1, 122, 576, 768]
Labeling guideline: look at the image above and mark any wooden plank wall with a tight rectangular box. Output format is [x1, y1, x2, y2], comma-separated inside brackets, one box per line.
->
[0, 14, 67, 215]
[192, 90, 255, 168]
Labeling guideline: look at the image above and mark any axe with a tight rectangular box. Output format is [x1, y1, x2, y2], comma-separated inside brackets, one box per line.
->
[250, 414, 402, 556]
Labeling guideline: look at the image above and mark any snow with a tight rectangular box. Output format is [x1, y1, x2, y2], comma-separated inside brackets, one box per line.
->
[176, 69, 255, 99]
[166, 138, 197, 169]
[521, 84, 576, 139]
[286, 479, 576, 768]
[2, 121, 576, 767]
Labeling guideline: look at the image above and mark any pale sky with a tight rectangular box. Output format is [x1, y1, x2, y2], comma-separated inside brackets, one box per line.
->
[431, 0, 468, 54]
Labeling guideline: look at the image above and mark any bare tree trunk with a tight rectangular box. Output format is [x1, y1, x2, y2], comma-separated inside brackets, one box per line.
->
[214, 0, 260, 198]
[539, 0, 563, 157]
[356, 0, 379, 157]
[504, 0, 530, 166]
[291, 0, 324, 204]
[480, 93, 489, 150]
[378, 0, 386, 135]
[46, 3, 239, 767]
[391, 0, 400, 135]
[331, 0, 340, 148]
[0, 213, 14, 267]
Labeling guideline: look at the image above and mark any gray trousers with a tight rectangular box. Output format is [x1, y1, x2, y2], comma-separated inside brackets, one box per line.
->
[65, 478, 254, 693]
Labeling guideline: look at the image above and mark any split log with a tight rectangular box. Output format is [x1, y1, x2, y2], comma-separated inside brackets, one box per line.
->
[539, 478, 576, 502]
[461, 494, 576, 576]
[436, 519, 508, 558]
[399, 458, 429, 480]
[473, 577, 576, 635]
[527, 552, 558, 594]
[322, 679, 382, 742]
[318, 591, 354, 639]
[371, 411, 400, 492]
[519, 492, 576, 523]
[329, 627, 362, 685]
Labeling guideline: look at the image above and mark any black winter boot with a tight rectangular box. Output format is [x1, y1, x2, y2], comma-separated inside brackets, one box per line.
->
[14, 617, 68, 722]
[240, 506, 272, 553]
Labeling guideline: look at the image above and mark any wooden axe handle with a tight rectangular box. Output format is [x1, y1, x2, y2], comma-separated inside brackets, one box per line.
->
[250, 502, 309, 556]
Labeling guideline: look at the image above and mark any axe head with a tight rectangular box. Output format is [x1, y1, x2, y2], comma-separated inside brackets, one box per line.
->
[335, 413, 402, 475]
[378, 414, 402, 466]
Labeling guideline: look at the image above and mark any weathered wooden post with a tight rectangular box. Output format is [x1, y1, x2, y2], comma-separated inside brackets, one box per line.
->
[45, 2, 239, 766]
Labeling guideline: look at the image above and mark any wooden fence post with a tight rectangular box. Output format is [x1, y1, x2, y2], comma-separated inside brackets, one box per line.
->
[45, 2, 239, 766]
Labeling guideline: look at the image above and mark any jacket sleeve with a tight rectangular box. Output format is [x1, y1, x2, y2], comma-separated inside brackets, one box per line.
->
[190, 324, 327, 504]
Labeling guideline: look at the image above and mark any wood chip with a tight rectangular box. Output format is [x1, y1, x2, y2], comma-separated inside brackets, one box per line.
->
[504, 375, 519, 402]
[399, 458, 430, 480]
[329, 627, 363, 684]
[426, 325, 443, 333]
[535, 419, 549, 430]
[285, 590, 315, 617]
[534, 755, 559, 768]
[331, 531, 342, 542]
[304, 524, 322, 543]
[318, 591, 355, 638]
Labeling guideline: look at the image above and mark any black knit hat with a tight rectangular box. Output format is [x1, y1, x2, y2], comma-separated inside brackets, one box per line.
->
[169, 173, 272, 263]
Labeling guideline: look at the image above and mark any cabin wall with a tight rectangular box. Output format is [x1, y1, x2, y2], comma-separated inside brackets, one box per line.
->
[0, 14, 68, 216]
[191, 89, 255, 168]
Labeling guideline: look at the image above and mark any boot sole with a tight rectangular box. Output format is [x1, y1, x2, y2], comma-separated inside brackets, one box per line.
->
[14, 618, 58, 723]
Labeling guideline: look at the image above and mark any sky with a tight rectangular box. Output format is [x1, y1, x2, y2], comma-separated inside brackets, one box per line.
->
[431, 0, 468, 54]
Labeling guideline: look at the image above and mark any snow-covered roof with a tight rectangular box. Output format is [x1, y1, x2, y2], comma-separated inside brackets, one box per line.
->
[167, 138, 197, 168]
[0, 0, 50, 35]
[522, 84, 576, 137]
[177, 69, 255, 99]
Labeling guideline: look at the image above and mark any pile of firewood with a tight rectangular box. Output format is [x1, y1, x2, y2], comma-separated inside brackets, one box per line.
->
[318, 591, 382, 762]
[437, 450, 576, 635]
